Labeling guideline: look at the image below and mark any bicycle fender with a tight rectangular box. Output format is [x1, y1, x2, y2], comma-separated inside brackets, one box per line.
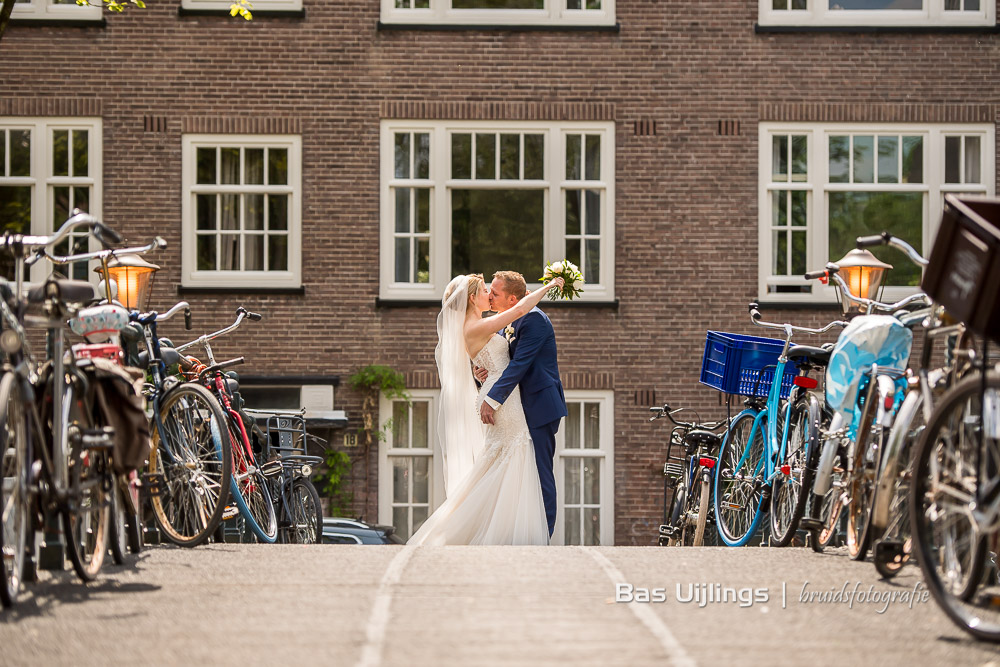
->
[875, 374, 903, 429]
[872, 389, 921, 532]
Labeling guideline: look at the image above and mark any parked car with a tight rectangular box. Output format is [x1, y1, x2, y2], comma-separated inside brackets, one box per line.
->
[321, 518, 405, 545]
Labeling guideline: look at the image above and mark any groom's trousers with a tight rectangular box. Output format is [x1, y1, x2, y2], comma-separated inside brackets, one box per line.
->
[529, 419, 560, 536]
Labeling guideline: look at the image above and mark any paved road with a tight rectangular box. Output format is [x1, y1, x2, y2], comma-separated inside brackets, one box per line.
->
[1, 544, 998, 666]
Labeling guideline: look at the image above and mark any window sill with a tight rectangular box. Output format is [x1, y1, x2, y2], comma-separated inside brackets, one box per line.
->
[376, 297, 619, 309]
[10, 17, 106, 27]
[178, 7, 306, 18]
[377, 21, 619, 31]
[178, 285, 305, 296]
[755, 23, 1000, 34]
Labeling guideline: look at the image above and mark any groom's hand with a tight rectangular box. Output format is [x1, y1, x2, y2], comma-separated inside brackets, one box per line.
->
[480, 401, 496, 425]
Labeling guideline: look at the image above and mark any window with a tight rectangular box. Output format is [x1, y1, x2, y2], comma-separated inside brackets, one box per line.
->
[181, 0, 302, 10]
[553, 390, 614, 546]
[11, 0, 101, 21]
[759, 0, 995, 27]
[380, 121, 615, 301]
[381, 0, 614, 27]
[758, 123, 995, 302]
[0, 118, 102, 283]
[181, 135, 301, 288]
[378, 390, 445, 541]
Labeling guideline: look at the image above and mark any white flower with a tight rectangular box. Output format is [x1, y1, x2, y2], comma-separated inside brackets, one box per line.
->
[549, 261, 564, 273]
[567, 261, 580, 273]
[573, 279, 583, 291]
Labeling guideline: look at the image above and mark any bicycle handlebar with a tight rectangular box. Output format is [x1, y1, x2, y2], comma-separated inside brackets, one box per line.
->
[131, 301, 191, 326]
[28, 236, 166, 267]
[856, 231, 928, 267]
[174, 306, 263, 353]
[748, 302, 848, 337]
[1, 210, 117, 255]
[648, 404, 725, 430]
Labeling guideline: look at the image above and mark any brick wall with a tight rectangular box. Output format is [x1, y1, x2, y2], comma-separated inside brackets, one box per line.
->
[2, 0, 997, 543]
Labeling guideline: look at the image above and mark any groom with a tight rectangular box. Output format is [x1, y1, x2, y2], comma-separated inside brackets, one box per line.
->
[478, 270, 567, 537]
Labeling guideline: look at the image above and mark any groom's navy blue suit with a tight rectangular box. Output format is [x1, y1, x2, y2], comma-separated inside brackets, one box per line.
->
[487, 306, 567, 536]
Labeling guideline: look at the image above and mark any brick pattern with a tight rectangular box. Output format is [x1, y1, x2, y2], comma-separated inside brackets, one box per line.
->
[2, 0, 998, 543]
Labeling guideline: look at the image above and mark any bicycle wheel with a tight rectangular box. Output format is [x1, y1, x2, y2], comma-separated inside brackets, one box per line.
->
[910, 371, 999, 642]
[0, 372, 29, 607]
[226, 416, 277, 543]
[770, 394, 816, 547]
[148, 383, 232, 547]
[285, 477, 323, 544]
[691, 475, 711, 547]
[714, 411, 766, 546]
[109, 483, 127, 565]
[61, 379, 110, 583]
[846, 385, 881, 561]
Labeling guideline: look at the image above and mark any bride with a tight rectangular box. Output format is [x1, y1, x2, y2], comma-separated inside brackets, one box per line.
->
[407, 273, 563, 546]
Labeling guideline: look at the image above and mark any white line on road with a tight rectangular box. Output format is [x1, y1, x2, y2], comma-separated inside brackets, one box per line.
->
[582, 547, 698, 667]
[356, 545, 417, 667]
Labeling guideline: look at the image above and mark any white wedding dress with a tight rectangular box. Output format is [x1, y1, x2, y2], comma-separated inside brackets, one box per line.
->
[407, 334, 549, 545]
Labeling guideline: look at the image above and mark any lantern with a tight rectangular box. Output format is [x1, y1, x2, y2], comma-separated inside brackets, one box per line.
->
[832, 248, 892, 316]
[96, 254, 160, 311]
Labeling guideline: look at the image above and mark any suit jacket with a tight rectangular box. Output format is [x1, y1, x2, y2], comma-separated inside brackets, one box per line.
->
[487, 307, 567, 430]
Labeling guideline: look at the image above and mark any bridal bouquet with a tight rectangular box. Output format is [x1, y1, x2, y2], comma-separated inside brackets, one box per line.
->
[541, 260, 584, 300]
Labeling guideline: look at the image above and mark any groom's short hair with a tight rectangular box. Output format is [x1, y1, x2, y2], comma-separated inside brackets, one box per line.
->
[493, 271, 527, 300]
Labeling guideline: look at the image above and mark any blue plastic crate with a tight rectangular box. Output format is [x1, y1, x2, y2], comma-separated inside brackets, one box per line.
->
[699, 331, 798, 398]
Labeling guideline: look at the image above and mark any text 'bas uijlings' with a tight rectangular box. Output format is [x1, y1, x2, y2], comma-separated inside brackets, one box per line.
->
[616, 583, 769, 608]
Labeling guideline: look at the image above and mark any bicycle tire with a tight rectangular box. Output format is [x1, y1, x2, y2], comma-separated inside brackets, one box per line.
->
[692, 475, 711, 547]
[910, 370, 1000, 642]
[226, 416, 277, 543]
[714, 411, 766, 546]
[284, 477, 323, 544]
[148, 382, 232, 547]
[0, 372, 29, 607]
[109, 483, 127, 565]
[770, 394, 817, 547]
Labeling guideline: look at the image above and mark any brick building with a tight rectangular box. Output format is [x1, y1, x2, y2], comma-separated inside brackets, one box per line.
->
[1, 0, 997, 545]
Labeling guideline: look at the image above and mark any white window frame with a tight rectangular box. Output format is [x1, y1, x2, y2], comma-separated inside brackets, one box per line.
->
[181, 134, 302, 289]
[11, 0, 102, 21]
[758, 122, 995, 304]
[381, 0, 614, 27]
[379, 120, 616, 302]
[759, 0, 995, 27]
[378, 389, 445, 541]
[553, 389, 614, 546]
[0, 117, 102, 285]
[181, 0, 302, 10]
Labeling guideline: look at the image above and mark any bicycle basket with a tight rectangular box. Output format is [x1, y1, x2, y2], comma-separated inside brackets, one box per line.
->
[699, 331, 799, 398]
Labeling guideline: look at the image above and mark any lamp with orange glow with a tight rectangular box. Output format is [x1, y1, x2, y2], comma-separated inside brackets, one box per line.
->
[831, 248, 892, 316]
[96, 254, 160, 311]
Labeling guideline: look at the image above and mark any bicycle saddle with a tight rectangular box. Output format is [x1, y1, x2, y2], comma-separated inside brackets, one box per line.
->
[685, 429, 722, 449]
[136, 346, 183, 369]
[27, 278, 95, 305]
[787, 344, 832, 366]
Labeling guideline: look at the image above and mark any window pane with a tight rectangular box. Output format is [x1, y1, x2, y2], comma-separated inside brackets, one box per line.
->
[774, 230, 788, 275]
[221, 194, 239, 230]
[269, 194, 288, 231]
[245, 234, 263, 271]
[791, 190, 807, 227]
[197, 195, 216, 231]
[53, 186, 69, 226]
[268, 235, 288, 271]
[967, 0, 980, 9]
[268, 148, 288, 185]
[566, 402, 580, 448]
[792, 230, 807, 275]
[416, 188, 430, 234]
[246, 194, 264, 230]
[220, 234, 239, 270]
[965, 136, 981, 183]
[828, 191, 923, 287]
[392, 458, 408, 503]
[416, 238, 429, 283]
[415, 133, 430, 180]
[585, 189, 600, 235]
[565, 508, 581, 546]
[583, 457, 600, 504]
[392, 506, 408, 539]
[453, 0, 543, 8]
[500, 134, 519, 180]
[584, 403, 599, 449]
[564, 457, 581, 503]
[395, 132, 411, 179]
[877, 136, 898, 184]
[853, 135, 874, 183]
[412, 401, 428, 449]
[395, 188, 411, 233]
[245, 148, 264, 185]
[772, 190, 788, 228]
[451, 189, 544, 279]
[568, 0, 580, 9]
[72, 129, 88, 177]
[585, 239, 600, 284]
[772, 135, 788, 181]
[566, 134, 581, 181]
[196, 235, 216, 271]
[197, 147, 216, 184]
[829, 136, 849, 183]
[52, 129, 68, 177]
[412, 505, 428, 533]
[566, 190, 581, 235]
[829, 0, 920, 7]
[945, 136, 961, 183]
[566, 241, 581, 275]
[586, 0, 600, 9]
[413, 456, 429, 503]
[220, 147, 240, 184]
[475, 133, 495, 179]
[452, 133, 471, 180]
[395, 238, 410, 283]
[583, 508, 600, 546]
[524, 134, 544, 180]
[0, 186, 31, 280]
[902, 136, 923, 184]
[791, 135, 807, 181]
[393, 401, 409, 447]
[585, 135, 600, 181]
[9, 130, 30, 178]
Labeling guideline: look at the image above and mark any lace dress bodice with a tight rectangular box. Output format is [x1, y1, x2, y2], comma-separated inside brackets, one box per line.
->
[472, 335, 532, 463]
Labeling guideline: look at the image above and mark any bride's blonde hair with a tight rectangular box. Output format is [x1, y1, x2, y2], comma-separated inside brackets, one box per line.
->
[466, 274, 484, 304]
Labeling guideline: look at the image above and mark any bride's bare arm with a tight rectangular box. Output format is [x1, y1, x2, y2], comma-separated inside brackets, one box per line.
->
[466, 278, 563, 341]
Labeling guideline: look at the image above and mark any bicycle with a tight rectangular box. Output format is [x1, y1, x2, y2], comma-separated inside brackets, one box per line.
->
[649, 404, 725, 547]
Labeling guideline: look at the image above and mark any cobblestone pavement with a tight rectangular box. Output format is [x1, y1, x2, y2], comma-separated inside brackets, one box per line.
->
[1, 544, 997, 666]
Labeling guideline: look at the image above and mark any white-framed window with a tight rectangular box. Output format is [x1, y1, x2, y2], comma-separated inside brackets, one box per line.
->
[0, 117, 102, 283]
[380, 120, 615, 302]
[758, 122, 995, 303]
[11, 0, 102, 21]
[553, 390, 614, 546]
[378, 390, 445, 541]
[759, 0, 995, 27]
[381, 0, 614, 27]
[181, 134, 302, 289]
[181, 0, 302, 10]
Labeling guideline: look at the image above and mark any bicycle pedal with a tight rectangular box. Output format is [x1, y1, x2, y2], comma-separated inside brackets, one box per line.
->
[141, 472, 163, 498]
[658, 524, 677, 538]
[80, 427, 115, 450]
[874, 539, 906, 562]
[222, 505, 239, 520]
[259, 460, 283, 478]
[799, 517, 822, 531]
